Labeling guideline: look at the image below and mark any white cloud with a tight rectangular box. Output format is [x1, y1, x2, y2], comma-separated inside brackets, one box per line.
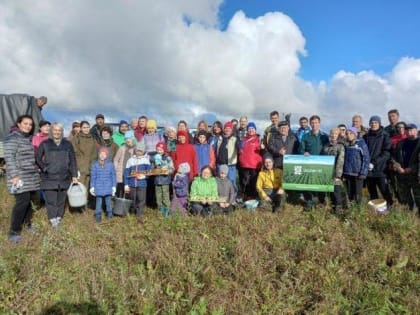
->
[0, 0, 419, 133]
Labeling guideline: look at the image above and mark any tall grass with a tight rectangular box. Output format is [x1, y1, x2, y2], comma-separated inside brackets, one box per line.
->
[0, 180, 419, 314]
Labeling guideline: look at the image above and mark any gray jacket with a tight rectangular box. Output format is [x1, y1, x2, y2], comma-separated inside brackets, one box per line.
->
[4, 130, 40, 193]
[216, 177, 235, 204]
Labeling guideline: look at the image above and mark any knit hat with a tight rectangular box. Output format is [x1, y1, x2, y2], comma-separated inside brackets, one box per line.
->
[119, 120, 128, 126]
[224, 121, 233, 129]
[156, 141, 166, 151]
[177, 130, 188, 138]
[219, 164, 229, 175]
[178, 162, 190, 174]
[369, 115, 381, 125]
[98, 147, 109, 157]
[95, 114, 104, 120]
[247, 122, 257, 130]
[135, 141, 145, 152]
[124, 130, 134, 139]
[39, 120, 51, 128]
[347, 127, 358, 137]
[147, 119, 157, 130]
[406, 123, 418, 130]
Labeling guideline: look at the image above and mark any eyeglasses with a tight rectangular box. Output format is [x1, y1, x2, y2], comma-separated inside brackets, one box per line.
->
[397, 126, 405, 129]
[339, 128, 346, 131]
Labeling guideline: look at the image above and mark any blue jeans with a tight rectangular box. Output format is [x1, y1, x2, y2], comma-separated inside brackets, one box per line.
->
[95, 195, 112, 218]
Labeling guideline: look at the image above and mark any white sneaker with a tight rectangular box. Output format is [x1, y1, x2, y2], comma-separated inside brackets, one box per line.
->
[50, 218, 59, 228]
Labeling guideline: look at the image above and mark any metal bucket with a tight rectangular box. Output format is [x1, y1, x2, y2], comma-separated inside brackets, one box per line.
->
[113, 196, 132, 216]
[67, 182, 87, 207]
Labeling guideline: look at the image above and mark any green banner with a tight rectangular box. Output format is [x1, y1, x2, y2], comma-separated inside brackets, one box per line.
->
[282, 155, 335, 192]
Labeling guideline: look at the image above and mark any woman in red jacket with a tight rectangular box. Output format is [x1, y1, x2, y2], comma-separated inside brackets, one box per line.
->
[238, 122, 262, 200]
[172, 130, 199, 181]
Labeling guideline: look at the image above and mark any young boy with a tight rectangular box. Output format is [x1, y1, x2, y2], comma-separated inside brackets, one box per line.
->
[90, 147, 117, 222]
[194, 130, 215, 171]
[216, 164, 235, 214]
[153, 142, 174, 216]
[171, 162, 190, 215]
[124, 142, 151, 222]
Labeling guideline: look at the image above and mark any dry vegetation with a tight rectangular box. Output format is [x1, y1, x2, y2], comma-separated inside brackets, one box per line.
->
[0, 178, 419, 314]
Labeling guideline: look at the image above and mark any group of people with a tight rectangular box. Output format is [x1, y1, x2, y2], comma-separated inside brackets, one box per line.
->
[3, 108, 420, 243]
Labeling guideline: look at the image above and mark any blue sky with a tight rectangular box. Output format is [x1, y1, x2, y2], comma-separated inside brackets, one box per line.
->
[220, 0, 420, 81]
[2, 0, 420, 130]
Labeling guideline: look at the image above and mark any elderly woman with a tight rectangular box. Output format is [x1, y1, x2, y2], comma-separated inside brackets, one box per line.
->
[164, 126, 177, 156]
[4, 115, 40, 242]
[37, 123, 78, 227]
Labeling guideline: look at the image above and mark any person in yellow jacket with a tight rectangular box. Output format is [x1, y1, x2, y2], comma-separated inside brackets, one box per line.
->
[256, 154, 285, 212]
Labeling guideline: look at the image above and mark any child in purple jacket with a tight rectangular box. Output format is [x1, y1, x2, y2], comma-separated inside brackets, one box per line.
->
[171, 162, 190, 215]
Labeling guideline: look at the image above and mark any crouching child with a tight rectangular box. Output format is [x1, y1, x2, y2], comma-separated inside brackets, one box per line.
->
[124, 142, 151, 222]
[216, 164, 235, 214]
[90, 147, 117, 222]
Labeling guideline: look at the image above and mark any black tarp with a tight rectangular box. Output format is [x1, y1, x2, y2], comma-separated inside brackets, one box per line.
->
[0, 93, 44, 140]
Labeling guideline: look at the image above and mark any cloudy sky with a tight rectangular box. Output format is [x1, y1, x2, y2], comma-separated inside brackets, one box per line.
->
[1, 0, 419, 131]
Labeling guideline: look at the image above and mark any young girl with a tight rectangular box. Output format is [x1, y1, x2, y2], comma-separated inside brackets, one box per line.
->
[124, 142, 151, 222]
[171, 162, 190, 215]
[343, 127, 370, 206]
[32, 120, 51, 156]
[256, 155, 285, 213]
[143, 119, 163, 154]
[190, 165, 219, 216]
[90, 147, 117, 222]
[153, 142, 174, 216]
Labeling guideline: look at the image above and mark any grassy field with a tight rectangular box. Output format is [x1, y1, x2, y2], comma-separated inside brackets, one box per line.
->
[0, 179, 419, 314]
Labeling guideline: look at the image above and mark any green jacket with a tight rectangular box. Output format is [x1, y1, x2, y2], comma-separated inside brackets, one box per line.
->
[112, 131, 126, 147]
[299, 131, 329, 155]
[190, 176, 219, 202]
[71, 133, 97, 174]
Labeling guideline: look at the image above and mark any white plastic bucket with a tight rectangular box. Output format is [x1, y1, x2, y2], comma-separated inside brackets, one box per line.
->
[367, 198, 387, 214]
[244, 199, 259, 211]
[67, 182, 87, 207]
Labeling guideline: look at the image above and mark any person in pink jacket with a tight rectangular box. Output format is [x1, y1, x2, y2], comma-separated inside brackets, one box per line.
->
[32, 120, 50, 156]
